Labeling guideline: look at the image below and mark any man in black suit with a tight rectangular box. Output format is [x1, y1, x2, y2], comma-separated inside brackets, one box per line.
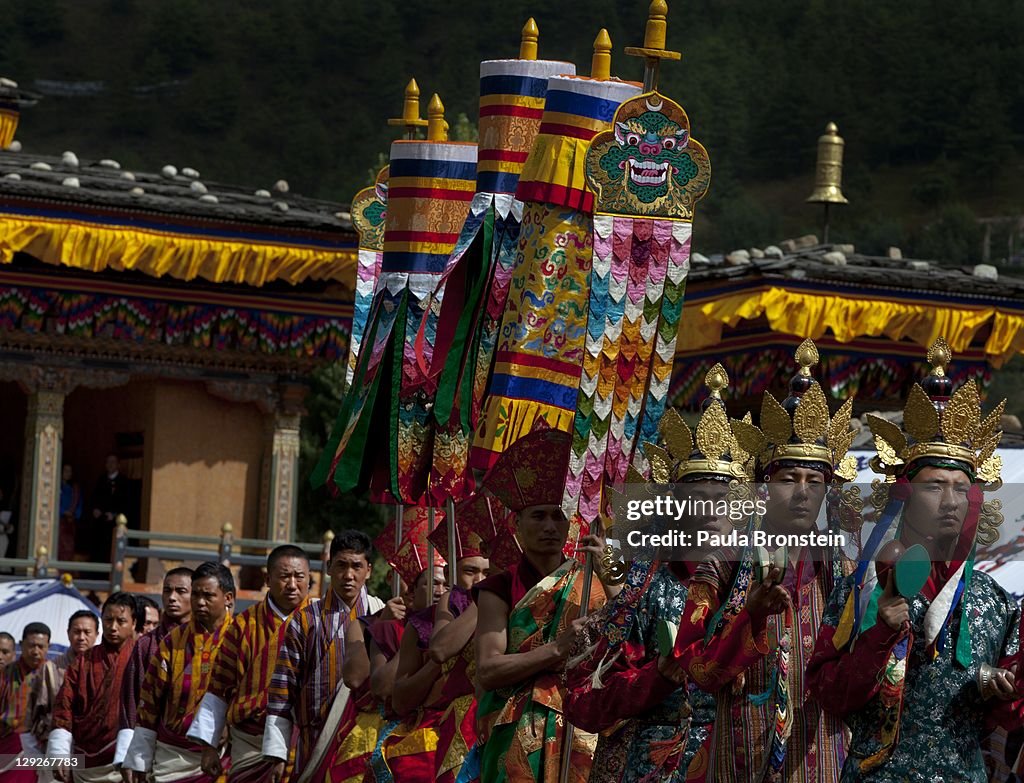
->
[90, 454, 133, 564]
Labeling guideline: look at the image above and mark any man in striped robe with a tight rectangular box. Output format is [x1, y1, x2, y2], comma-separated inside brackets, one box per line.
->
[122, 563, 234, 782]
[187, 546, 311, 782]
[0, 622, 50, 782]
[263, 530, 384, 782]
[114, 567, 193, 768]
[47, 592, 139, 783]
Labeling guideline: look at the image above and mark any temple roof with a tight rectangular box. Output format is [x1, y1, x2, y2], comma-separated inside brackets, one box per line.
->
[0, 148, 353, 233]
[688, 240, 1024, 299]
[0, 147, 358, 289]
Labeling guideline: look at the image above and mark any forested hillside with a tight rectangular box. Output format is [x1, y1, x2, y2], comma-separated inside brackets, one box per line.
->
[2, 0, 1022, 258]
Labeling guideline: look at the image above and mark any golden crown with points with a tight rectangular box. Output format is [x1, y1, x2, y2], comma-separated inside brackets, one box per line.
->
[867, 338, 1004, 484]
[731, 339, 858, 482]
[644, 364, 755, 482]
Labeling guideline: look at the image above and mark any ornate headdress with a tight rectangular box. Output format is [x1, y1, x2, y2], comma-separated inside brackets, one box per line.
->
[643, 363, 755, 482]
[426, 493, 494, 561]
[390, 532, 446, 590]
[482, 426, 572, 512]
[866, 337, 1003, 486]
[732, 339, 857, 481]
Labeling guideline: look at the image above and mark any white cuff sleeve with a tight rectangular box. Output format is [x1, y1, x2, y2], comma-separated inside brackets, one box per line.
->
[262, 714, 292, 762]
[123, 726, 156, 772]
[46, 728, 73, 758]
[186, 692, 228, 747]
[113, 729, 134, 767]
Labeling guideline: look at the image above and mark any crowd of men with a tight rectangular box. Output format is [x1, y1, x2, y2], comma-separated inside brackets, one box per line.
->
[0, 338, 1022, 783]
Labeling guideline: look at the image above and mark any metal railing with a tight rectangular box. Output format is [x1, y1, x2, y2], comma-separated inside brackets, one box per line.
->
[0, 516, 335, 600]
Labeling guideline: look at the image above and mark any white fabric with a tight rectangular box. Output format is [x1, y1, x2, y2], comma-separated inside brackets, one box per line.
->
[72, 764, 122, 783]
[122, 726, 156, 772]
[924, 560, 967, 646]
[112, 729, 133, 767]
[478, 59, 576, 80]
[228, 726, 265, 775]
[261, 714, 291, 762]
[152, 741, 204, 782]
[185, 691, 227, 747]
[46, 727, 73, 757]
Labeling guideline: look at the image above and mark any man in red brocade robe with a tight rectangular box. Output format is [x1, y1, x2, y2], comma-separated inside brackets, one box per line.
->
[474, 428, 612, 783]
[188, 546, 311, 782]
[47, 592, 139, 783]
[383, 518, 489, 782]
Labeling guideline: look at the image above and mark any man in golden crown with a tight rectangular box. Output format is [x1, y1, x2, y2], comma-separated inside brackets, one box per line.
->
[670, 339, 859, 782]
[562, 364, 756, 783]
[806, 338, 1024, 782]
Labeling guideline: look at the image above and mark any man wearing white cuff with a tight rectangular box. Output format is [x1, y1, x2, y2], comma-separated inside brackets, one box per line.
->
[186, 546, 310, 782]
[122, 563, 234, 783]
[47, 593, 139, 783]
[264, 530, 384, 782]
[114, 567, 193, 773]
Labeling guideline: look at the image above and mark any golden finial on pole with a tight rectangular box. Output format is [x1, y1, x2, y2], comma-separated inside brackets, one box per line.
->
[520, 18, 539, 60]
[427, 94, 448, 141]
[388, 78, 429, 140]
[625, 0, 682, 92]
[591, 29, 612, 80]
[643, 0, 669, 49]
[806, 122, 849, 243]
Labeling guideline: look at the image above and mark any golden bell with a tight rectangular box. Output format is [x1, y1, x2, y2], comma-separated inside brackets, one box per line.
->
[806, 122, 849, 205]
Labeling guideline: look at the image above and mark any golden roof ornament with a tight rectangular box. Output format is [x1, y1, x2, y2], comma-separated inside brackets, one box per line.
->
[520, 18, 539, 60]
[806, 122, 848, 243]
[806, 122, 849, 205]
[388, 78, 429, 139]
[625, 0, 682, 92]
[591, 29, 613, 81]
[731, 338, 858, 481]
[866, 337, 1005, 484]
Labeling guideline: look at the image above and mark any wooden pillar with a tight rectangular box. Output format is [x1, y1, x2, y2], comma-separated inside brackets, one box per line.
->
[18, 388, 65, 559]
[263, 384, 307, 542]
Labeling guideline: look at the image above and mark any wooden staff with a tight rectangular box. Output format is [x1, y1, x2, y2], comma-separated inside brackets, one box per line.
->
[427, 506, 436, 604]
[447, 496, 458, 590]
[392, 504, 403, 598]
[558, 518, 597, 783]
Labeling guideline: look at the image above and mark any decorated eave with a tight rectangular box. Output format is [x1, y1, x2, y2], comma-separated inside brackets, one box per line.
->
[670, 240, 1024, 412]
[0, 148, 357, 288]
[0, 146, 360, 376]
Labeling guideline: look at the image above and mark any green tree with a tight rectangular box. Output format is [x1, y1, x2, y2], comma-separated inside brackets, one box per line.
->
[911, 203, 983, 265]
